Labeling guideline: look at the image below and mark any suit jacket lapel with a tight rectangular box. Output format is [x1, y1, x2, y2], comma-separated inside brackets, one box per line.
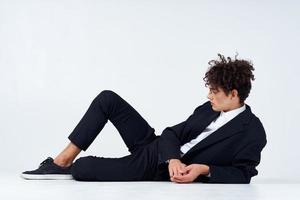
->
[187, 110, 220, 141]
[182, 104, 252, 158]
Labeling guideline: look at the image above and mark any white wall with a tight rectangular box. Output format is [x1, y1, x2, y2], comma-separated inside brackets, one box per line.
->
[1, 0, 299, 181]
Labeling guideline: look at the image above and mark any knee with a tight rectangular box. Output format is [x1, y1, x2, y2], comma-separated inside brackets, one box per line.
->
[71, 156, 95, 181]
[94, 90, 119, 102]
[99, 90, 117, 98]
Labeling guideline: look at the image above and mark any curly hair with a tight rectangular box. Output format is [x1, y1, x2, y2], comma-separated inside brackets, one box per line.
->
[203, 54, 255, 104]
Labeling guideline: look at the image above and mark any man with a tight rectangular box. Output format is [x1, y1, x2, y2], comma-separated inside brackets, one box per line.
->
[22, 54, 267, 183]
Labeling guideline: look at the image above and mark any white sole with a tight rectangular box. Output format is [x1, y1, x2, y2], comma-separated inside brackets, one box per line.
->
[21, 173, 73, 180]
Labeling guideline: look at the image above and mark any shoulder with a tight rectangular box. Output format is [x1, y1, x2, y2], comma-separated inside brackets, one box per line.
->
[247, 107, 265, 131]
[245, 109, 267, 143]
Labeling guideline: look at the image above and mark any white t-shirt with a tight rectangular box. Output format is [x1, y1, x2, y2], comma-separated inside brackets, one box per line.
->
[180, 104, 246, 156]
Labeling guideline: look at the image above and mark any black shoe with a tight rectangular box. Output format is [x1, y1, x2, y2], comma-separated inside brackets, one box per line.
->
[21, 157, 73, 180]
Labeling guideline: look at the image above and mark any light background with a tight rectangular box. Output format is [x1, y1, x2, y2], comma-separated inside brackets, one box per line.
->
[0, 0, 299, 182]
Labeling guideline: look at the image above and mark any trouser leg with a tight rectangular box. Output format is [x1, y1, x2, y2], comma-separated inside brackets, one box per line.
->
[68, 90, 157, 153]
[71, 142, 159, 181]
[68, 90, 159, 181]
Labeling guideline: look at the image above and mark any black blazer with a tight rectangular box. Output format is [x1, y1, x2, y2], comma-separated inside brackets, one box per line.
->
[156, 101, 267, 183]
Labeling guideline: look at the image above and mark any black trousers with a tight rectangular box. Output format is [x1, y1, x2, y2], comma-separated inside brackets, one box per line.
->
[68, 90, 162, 181]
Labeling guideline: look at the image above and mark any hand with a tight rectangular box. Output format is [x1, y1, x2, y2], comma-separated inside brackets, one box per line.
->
[171, 164, 210, 183]
[168, 159, 187, 179]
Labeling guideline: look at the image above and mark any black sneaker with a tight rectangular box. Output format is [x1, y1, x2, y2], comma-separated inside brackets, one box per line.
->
[21, 157, 73, 180]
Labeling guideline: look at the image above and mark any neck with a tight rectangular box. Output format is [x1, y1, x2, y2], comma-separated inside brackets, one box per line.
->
[223, 103, 244, 112]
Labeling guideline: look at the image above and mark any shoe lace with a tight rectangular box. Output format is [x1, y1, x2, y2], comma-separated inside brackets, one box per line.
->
[39, 157, 53, 167]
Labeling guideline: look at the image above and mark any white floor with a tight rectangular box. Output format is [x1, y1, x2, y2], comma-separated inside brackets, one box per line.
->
[1, 173, 300, 200]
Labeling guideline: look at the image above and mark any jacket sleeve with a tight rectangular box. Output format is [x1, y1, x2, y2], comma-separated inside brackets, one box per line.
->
[197, 123, 267, 184]
[158, 103, 206, 164]
[158, 121, 187, 163]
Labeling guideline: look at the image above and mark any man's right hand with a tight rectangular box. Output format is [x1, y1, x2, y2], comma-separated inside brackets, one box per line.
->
[168, 159, 187, 179]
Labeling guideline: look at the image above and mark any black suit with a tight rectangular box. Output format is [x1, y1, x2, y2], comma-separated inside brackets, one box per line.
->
[69, 90, 267, 183]
[156, 101, 267, 183]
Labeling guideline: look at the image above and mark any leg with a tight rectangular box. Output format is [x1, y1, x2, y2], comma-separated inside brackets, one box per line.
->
[55, 90, 157, 166]
[54, 142, 81, 167]
[71, 142, 159, 181]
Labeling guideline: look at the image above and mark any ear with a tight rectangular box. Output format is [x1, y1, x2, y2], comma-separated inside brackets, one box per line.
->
[231, 89, 239, 98]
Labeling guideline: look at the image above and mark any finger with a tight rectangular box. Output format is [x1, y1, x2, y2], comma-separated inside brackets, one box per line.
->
[177, 168, 184, 176]
[174, 168, 179, 177]
[177, 173, 195, 183]
[179, 166, 187, 174]
[175, 175, 193, 183]
[171, 176, 181, 183]
[169, 168, 174, 178]
[174, 173, 191, 180]
[185, 165, 192, 171]
[173, 173, 185, 181]
[184, 166, 193, 174]
[170, 177, 176, 182]
[173, 176, 187, 183]
[171, 176, 183, 183]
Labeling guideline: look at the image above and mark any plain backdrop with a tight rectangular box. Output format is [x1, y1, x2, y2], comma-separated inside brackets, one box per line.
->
[0, 0, 299, 182]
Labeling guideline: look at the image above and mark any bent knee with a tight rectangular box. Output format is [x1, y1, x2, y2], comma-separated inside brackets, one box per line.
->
[97, 90, 118, 100]
[93, 90, 122, 109]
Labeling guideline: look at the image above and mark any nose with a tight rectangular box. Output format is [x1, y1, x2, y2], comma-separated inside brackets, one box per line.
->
[207, 92, 212, 101]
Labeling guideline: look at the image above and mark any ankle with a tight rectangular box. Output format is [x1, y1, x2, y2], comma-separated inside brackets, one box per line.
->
[53, 157, 72, 168]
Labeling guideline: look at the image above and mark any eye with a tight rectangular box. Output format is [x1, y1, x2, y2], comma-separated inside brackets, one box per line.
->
[209, 87, 218, 94]
[211, 90, 218, 94]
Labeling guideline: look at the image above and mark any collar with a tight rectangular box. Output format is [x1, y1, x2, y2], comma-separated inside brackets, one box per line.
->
[219, 104, 246, 120]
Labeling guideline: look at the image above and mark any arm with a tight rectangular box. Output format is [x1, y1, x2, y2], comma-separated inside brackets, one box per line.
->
[203, 121, 267, 184]
[203, 138, 267, 184]
[173, 119, 267, 184]
[158, 121, 187, 163]
[158, 103, 206, 164]
[172, 140, 266, 184]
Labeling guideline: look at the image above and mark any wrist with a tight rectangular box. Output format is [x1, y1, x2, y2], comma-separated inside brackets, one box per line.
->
[169, 159, 180, 164]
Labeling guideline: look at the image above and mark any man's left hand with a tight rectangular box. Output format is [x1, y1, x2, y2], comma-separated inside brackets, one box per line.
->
[171, 164, 210, 183]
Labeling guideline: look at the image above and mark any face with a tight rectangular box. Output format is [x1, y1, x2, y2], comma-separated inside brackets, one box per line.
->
[207, 86, 241, 112]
